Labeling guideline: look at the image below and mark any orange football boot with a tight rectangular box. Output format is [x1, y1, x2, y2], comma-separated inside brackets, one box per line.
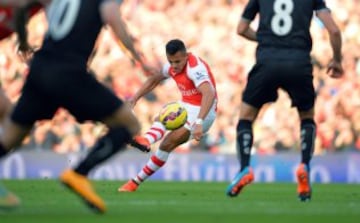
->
[118, 180, 139, 192]
[129, 136, 151, 153]
[60, 169, 106, 213]
[296, 163, 312, 201]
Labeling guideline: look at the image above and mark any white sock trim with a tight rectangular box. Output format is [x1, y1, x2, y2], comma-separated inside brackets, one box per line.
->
[155, 149, 170, 161]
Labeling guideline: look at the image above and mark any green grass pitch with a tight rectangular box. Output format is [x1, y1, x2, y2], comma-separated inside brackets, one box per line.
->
[1, 180, 359, 223]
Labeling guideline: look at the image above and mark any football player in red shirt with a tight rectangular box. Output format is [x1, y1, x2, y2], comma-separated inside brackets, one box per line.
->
[118, 39, 218, 192]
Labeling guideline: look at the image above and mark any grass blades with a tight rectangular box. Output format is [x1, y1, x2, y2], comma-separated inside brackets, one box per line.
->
[1, 180, 359, 223]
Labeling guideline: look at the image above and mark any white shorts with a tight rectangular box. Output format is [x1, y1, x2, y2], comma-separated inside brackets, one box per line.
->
[179, 101, 217, 134]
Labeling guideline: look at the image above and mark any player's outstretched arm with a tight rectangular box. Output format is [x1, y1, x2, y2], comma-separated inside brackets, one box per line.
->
[316, 10, 343, 78]
[100, 1, 146, 69]
[236, 19, 257, 42]
[129, 73, 165, 108]
[100, 1, 159, 77]
[192, 82, 216, 141]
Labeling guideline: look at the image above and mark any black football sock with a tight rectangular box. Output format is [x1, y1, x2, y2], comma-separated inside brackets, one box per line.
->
[75, 127, 131, 176]
[300, 119, 316, 168]
[236, 119, 253, 171]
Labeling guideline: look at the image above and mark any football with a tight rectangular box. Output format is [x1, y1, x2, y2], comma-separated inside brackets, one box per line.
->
[159, 102, 188, 130]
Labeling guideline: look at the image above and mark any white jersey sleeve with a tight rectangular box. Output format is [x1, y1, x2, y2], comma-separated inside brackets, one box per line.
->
[161, 63, 171, 78]
[187, 59, 211, 88]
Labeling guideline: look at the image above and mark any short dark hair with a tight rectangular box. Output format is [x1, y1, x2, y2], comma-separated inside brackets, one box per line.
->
[165, 39, 186, 55]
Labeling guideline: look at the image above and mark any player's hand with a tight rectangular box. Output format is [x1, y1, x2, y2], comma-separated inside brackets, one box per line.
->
[192, 124, 203, 141]
[326, 59, 344, 78]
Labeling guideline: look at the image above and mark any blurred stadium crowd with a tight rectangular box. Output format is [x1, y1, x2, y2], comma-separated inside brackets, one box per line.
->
[0, 0, 359, 155]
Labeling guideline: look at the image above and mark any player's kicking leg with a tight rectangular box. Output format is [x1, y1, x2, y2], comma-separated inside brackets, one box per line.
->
[119, 126, 190, 192]
[129, 121, 166, 153]
[122, 121, 168, 190]
[118, 149, 168, 192]
[129, 136, 151, 153]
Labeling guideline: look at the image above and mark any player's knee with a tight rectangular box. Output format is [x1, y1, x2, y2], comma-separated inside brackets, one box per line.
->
[160, 131, 190, 152]
[159, 137, 179, 152]
[114, 105, 141, 136]
[106, 126, 132, 151]
[154, 115, 160, 122]
[298, 108, 314, 120]
[237, 119, 252, 131]
[125, 119, 141, 136]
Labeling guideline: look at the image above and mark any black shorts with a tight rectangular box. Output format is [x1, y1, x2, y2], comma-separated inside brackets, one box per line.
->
[242, 60, 315, 111]
[11, 56, 123, 126]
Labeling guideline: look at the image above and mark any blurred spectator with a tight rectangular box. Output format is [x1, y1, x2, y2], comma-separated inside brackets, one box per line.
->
[0, 0, 359, 154]
[24, 121, 60, 151]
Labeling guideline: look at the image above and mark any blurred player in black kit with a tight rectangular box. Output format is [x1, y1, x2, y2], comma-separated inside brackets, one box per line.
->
[0, 0, 156, 213]
[226, 0, 343, 201]
[0, 0, 49, 210]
